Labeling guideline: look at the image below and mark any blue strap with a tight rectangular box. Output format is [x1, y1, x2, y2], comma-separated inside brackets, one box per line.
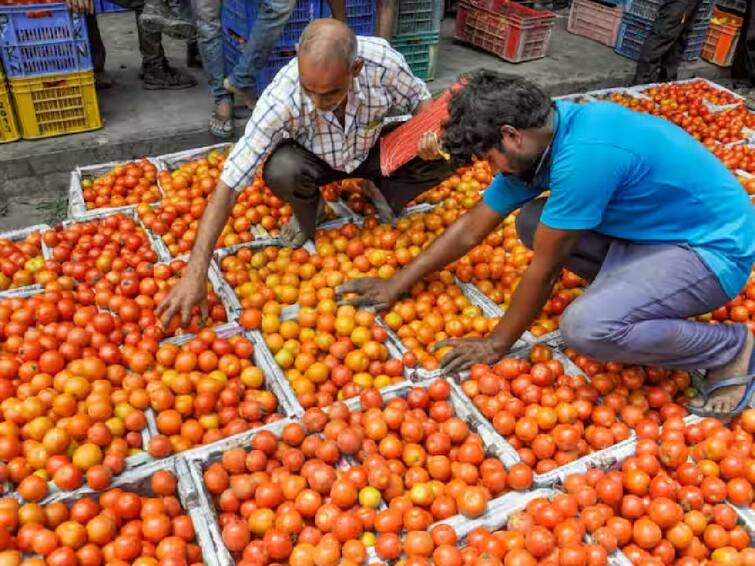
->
[699, 373, 755, 398]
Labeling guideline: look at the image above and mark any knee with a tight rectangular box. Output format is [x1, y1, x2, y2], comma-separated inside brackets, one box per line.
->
[559, 298, 628, 359]
[262, 146, 308, 195]
[515, 198, 546, 250]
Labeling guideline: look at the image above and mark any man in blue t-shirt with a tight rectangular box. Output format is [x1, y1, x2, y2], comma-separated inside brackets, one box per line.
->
[338, 70, 755, 417]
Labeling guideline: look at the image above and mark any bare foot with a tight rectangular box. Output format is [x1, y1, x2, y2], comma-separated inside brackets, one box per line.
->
[690, 331, 754, 413]
[280, 216, 308, 248]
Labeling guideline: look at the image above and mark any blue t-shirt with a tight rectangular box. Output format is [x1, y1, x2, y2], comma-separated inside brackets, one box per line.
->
[483, 100, 755, 298]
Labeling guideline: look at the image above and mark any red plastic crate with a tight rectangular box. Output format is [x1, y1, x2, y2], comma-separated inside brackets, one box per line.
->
[566, 0, 624, 48]
[455, 0, 556, 63]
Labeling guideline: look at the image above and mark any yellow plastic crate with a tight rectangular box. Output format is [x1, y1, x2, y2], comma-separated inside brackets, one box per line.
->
[9, 70, 101, 140]
[0, 78, 20, 144]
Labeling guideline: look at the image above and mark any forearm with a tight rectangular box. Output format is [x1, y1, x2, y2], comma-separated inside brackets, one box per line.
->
[488, 264, 559, 351]
[186, 182, 238, 274]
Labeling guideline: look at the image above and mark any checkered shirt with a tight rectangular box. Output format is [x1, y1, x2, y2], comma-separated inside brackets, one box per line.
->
[220, 36, 431, 190]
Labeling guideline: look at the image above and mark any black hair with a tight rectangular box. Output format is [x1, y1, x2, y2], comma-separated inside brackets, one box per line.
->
[442, 70, 552, 167]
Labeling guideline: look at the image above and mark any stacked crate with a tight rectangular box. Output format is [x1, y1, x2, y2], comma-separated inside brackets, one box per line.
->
[0, 3, 101, 139]
[615, 0, 714, 61]
[390, 0, 444, 80]
[702, 6, 744, 67]
[0, 62, 20, 143]
[221, 0, 320, 94]
[455, 0, 557, 63]
[567, 0, 625, 48]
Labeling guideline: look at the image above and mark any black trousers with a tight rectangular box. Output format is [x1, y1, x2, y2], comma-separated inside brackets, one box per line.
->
[86, 0, 166, 72]
[732, 0, 755, 86]
[634, 0, 703, 83]
[262, 139, 453, 239]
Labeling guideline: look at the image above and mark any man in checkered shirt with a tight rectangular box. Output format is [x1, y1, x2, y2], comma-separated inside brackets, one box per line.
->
[157, 18, 451, 328]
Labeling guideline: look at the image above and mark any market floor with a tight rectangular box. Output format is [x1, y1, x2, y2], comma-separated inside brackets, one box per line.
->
[0, 11, 730, 230]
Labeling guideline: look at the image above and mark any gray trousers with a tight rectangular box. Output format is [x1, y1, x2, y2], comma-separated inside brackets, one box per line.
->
[517, 198, 747, 370]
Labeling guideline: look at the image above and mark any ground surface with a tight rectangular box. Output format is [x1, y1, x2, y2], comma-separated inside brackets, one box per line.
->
[0, 11, 730, 230]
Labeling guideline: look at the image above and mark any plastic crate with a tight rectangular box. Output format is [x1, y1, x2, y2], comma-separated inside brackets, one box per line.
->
[0, 78, 19, 143]
[455, 0, 556, 63]
[702, 16, 742, 66]
[221, 0, 318, 51]
[94, 0, 128, 12]
[223, 26, 296, 93]
[0, 3, 93, 79]
[393, 0, 444, 36]
[391, 31, 439, 80]
[320, 0, 376, 35]
[9, 70, 101, 139]
[566, 0, 624, 47]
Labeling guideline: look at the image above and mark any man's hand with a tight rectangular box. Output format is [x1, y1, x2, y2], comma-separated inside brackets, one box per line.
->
[417, 131, 446, 161]
[432, 337, 508, 374]
[155, 270, 209, 329]
[67, 0, 94, 14]
[335, 278, 401, 310]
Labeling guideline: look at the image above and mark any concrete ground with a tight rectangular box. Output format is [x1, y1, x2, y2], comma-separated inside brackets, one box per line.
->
[0, 10, 731, 230]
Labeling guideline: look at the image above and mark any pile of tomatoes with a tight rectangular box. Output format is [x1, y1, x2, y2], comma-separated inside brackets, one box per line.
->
[445, 492, 615, 566]
[0, 231, 47, 292]
[205, 382, 534, 564]
[139, 150, 297, 257]
[80, 160, 161, 211]
[461, 344, 693, 476]
[248, 300, 407, 407]
[0, 289, 149, 493]
[559, 414, 755, 566]
[382, 275, 498, 371]
[0, 469, 203, 566]
[145, 327, 282, 455]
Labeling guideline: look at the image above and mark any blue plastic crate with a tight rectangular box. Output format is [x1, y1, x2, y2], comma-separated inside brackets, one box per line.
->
[222, 0, 319, 50]
[320, 0, 375, 35]
[614, 12, 712, 61]
[94, 0, 128, 13]
[0, 3, 92, 79]
[223, 27, 296, 93]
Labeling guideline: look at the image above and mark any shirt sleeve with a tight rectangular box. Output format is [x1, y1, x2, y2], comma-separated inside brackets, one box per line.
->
[220, 73, 295, 190]
[540, 143, 634, 230]
[483, 173, 541, 215]
[383, 45, 431, 113]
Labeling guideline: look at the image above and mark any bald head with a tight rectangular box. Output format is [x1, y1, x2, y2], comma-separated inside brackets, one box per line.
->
[298, 19, 358, 69]
[297, 19, 363, 113]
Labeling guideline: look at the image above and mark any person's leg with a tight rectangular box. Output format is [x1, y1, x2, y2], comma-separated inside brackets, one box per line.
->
[263, 142, 348, 245]
[515, 198, 613, 282]
[660, 0, 702, 81]
[190, 0, 232, 136]
[226, 0, 297, 104]
[518, 197, 750, 411]
[377, 0, 396, 40]
[327, 0, 346, 22]
[139, 0, 196, 39]
[732, 0, 755, 88]
[86, 14, 113, 89]
[633, 0, 691, 84]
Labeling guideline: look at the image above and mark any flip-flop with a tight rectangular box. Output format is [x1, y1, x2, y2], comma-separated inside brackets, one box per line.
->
[688, 352, 755, 418]
[209, 111, 232, 139]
